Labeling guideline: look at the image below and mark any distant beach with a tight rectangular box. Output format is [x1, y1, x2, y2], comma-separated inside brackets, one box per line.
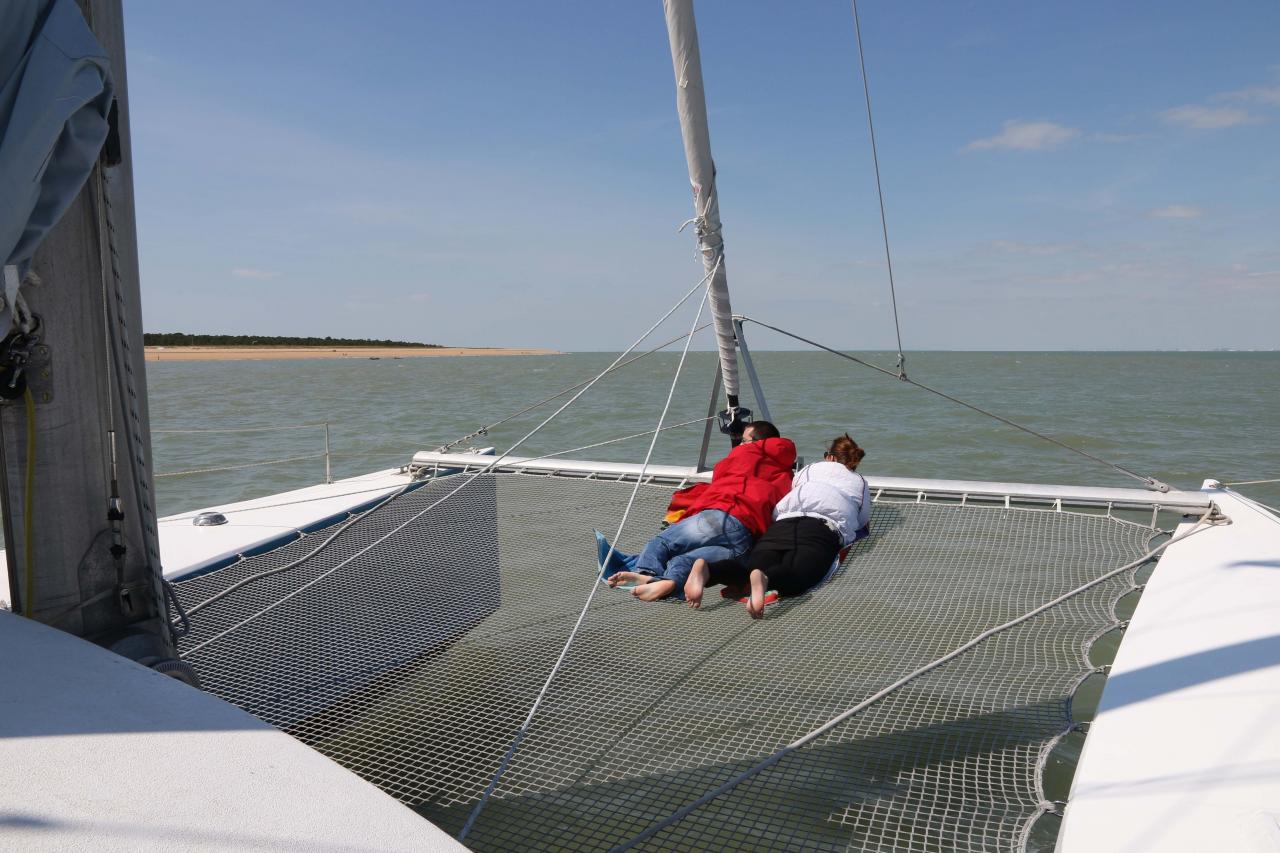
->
[144, 346, 560, 362]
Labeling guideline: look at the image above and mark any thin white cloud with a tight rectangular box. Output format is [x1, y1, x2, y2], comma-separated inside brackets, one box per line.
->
[1147, 205, 1204, 219]
[989, 240, 1076, 256]
[966, 120, 1080, 151]
[1089, 132, 1140, 144]
[1160, 105, 1255, 129]
[231, 268, 280, 280]
[1216, 85, 1280, 106]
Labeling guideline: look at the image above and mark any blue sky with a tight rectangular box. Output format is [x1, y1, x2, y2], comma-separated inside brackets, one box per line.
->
[123, 1, 1280, 350]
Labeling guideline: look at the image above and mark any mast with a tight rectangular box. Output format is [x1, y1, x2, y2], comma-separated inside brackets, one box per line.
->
[0, 0, 184, 674]
[662, 0, 746, 435]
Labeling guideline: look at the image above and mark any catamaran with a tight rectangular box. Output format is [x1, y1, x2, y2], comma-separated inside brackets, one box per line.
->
[2, 1, 1277, 851]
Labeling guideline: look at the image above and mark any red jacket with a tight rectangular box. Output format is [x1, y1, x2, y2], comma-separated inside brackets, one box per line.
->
[667, 437, 796, 536]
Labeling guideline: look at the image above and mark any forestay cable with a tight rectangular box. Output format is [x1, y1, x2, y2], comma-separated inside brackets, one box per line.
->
[458, 264, 717, 842]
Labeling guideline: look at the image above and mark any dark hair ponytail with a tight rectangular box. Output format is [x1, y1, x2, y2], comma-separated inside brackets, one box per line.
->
[826, 433, 865, 471]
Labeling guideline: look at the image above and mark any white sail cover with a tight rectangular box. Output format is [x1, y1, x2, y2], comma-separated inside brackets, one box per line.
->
[664, 0, 739, 400]
[0, 0, 113, 331]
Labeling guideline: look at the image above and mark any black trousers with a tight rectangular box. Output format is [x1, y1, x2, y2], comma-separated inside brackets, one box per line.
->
[707, 516, 841, 596]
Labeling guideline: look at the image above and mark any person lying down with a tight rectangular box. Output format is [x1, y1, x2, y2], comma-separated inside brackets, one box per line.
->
[685, 433, 871, 618]
[603, 421, 795, 601]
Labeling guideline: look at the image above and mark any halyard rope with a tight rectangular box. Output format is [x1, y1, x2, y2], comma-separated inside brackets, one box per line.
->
[183, 264, 721, 646]
[737, 316, 1172, 492]
[458, 267, 717, 842]
[608, 507, 1223, 851]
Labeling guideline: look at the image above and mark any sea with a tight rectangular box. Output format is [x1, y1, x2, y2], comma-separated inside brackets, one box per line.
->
[149, 350, 1280, 516]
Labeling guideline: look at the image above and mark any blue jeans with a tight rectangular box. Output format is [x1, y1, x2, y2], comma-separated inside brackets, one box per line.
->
[635, 510, 754, 591]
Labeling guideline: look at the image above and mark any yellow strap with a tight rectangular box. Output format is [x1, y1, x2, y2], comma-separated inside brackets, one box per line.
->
[22, 387, 34, 617]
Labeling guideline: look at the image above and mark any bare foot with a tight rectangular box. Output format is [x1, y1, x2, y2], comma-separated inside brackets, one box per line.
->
[633, 579, 676, 601]
[685, 559, 710, 609]
[607, 571, 652, 588]
[746, 569, 768, 620]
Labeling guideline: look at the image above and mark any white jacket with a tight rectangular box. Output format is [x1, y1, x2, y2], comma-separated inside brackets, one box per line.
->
[773, 460, 870, 546]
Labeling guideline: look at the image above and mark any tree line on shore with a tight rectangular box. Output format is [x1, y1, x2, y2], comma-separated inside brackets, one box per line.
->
[143, 333, 442, 348]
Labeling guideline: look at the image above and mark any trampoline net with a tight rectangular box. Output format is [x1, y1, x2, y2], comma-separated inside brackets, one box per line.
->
[174, 471, 1151, 852]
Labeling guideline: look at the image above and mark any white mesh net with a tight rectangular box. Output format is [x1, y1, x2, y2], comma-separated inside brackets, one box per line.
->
[174, 471, 1152, 851]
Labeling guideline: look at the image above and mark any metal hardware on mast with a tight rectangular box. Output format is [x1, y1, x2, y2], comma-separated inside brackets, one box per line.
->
[663, 0, 748, 441]
[733, 316, 772, 424]
[696, 363, 722, 472]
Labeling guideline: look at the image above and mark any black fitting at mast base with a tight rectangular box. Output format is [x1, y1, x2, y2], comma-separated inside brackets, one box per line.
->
[718, 406, 753, 446]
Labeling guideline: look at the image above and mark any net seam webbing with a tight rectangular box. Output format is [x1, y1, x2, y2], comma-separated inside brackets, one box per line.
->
[608, 508, 1219, 852]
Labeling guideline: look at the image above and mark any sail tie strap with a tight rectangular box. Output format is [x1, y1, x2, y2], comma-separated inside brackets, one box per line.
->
[608, 507, 1224, 852]
[458, 260, 719, 843]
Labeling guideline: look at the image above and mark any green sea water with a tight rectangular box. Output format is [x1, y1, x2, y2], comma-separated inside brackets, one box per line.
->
[148, 350, 1280, 516]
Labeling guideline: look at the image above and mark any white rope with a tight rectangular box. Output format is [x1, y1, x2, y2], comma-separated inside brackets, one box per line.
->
[1225, 477, 1280, 486]
[183, 266, 721, 655]
[607, 507, 1223, 852]
[1225, 488, 1280, 517]
[459, 261, 717, 843]
[154, 422, 327, 435]
[155, 453, 327, 478]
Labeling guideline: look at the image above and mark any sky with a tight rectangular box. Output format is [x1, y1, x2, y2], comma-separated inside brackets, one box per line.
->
[122, 1, 1280, 351]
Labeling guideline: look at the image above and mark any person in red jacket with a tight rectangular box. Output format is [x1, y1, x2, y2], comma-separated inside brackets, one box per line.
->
[606, 421, 796, 601]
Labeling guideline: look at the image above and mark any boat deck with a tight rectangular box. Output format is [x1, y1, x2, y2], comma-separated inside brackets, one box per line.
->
[1059, 483, 1280, 852]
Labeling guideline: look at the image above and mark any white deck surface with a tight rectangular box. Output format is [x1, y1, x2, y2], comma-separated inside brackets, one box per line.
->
[157, 467, 413, 579]
[1059, 484, 1280, 852]
[0, 609, 463, 852]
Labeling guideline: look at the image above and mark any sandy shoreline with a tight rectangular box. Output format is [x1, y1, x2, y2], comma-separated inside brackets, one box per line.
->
[145, 346, 560, 362]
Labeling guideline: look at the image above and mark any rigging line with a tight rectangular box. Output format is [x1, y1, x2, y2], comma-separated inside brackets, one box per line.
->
[736, 316, 1169, 491]
[97, 167, 174, 629]
[153, 422, 328, 435]
[506, 416, 717, 466]
[459, 266, 716, 844]
[436, 323, 715, 452]
[160, 482, 412, 523]
[1224, 488, 1280, 518]
[609, 507, 1222, 852]
[850, 0, 906, 373]
[183, 265, 721, 653]
[154, 452, 328, 479]
[1225, 477, 1280, 486]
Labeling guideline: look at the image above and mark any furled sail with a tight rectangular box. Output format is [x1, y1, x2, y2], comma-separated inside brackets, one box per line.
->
[663, 0, 740, 405]
[0, 0, 113, 332]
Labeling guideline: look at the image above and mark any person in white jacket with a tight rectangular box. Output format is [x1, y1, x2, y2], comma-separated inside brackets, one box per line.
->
[685, 434, 870, 618]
